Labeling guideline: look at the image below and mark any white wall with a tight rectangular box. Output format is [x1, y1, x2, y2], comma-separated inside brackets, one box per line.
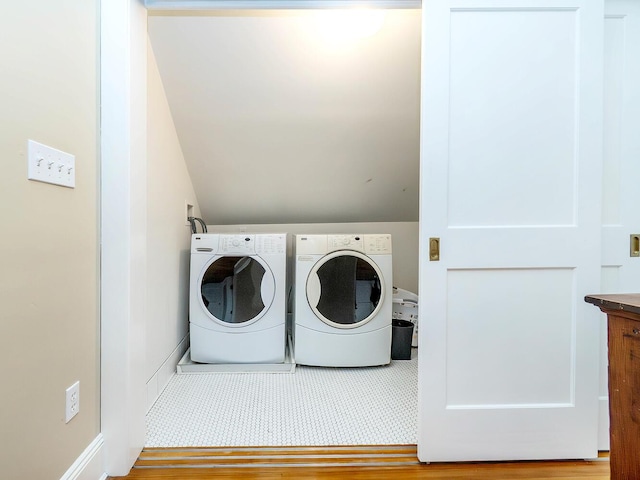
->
[0, 2, 100, 478]
[206, 222, 419, 294]
[146, 39, 201, 410]
[147, 10, 421, 226]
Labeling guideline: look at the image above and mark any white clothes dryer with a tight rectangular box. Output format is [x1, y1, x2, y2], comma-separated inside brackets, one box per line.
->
[189, 233, 287, 364]
[293, 234, 393, 367]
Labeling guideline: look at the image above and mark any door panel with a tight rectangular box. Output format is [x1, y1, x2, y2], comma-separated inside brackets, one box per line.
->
[599, 0, 640, 450]
[446, 268, 574, 407]
[448, 10, 577, 228]
[418, 0, 603, 461]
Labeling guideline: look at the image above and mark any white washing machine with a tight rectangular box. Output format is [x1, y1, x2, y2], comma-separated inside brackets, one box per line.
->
[293, 234, 393, 367]
[189, 233, 287, 364]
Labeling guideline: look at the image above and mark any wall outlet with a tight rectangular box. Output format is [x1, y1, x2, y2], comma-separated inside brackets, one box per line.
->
[65, 381, 80, 423]
[27, 139, 75, 188]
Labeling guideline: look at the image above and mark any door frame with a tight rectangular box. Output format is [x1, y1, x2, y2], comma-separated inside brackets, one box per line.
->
[100, 0, 148, 475]
[101, 4, 423, 474]
[100, 0, 614, 475]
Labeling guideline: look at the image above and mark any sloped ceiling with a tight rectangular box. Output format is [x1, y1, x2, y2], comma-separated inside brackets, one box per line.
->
[148, 9, 421, 225]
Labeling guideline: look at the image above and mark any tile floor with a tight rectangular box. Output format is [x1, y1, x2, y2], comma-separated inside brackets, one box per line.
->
[146, 350, 418, 447]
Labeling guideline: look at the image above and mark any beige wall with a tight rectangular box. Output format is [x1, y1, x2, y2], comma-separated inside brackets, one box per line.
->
[146, 39, 201, 409]
[0, 2, 99, 479]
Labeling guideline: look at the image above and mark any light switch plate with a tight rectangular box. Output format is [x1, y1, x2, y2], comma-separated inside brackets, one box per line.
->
[27, 139, 75, 188]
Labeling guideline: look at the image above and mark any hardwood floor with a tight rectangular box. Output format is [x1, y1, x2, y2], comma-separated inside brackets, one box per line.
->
[109, 445, 610, 479]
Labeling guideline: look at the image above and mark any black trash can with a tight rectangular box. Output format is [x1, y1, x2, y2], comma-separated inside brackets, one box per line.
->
[391, 319, 414, 360]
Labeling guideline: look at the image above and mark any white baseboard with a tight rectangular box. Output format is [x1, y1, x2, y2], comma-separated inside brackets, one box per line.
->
[60, 434, 106, 480]
[598, 396, 610, 450]
[146, 335, 189, 411]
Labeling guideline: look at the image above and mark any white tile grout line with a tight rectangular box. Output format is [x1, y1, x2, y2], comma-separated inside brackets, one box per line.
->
[146, 351, 418, 447]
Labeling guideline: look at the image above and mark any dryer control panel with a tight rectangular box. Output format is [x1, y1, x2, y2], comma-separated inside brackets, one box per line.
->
[326, 234, 392, 254]
[219, 234, 256, 254]
[328, 234, 363, 251]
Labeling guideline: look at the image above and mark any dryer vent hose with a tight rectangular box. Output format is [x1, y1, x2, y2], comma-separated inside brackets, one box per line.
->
[188, 217, 208, 234]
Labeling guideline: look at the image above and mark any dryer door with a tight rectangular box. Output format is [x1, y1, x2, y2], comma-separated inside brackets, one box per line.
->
[199, 255, 275, 326]
[306, 250, 384, 328]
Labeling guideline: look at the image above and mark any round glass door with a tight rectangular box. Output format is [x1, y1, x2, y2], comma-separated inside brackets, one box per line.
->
[307, 251, 384, 328]
[200, 256, 272, 325]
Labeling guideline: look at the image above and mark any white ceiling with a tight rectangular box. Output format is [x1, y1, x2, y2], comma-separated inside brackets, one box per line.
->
[148, 9, 421, 225]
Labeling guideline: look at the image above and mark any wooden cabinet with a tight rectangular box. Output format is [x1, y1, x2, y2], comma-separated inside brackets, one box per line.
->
[585, 294, 640, 480]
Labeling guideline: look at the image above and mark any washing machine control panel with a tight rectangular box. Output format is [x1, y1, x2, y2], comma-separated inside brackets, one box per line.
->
[364, 234, 392, 254]
[219, 235, 256, 254]
[255, 234, 286, 255]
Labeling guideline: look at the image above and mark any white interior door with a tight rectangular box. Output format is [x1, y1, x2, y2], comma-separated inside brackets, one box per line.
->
[418, 0, 604, 461]
[598, 0, 640, 450]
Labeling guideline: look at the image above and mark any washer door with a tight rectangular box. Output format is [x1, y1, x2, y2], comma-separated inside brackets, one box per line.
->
[199, 255, 275, 326]
[306, 250, 384, 329]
